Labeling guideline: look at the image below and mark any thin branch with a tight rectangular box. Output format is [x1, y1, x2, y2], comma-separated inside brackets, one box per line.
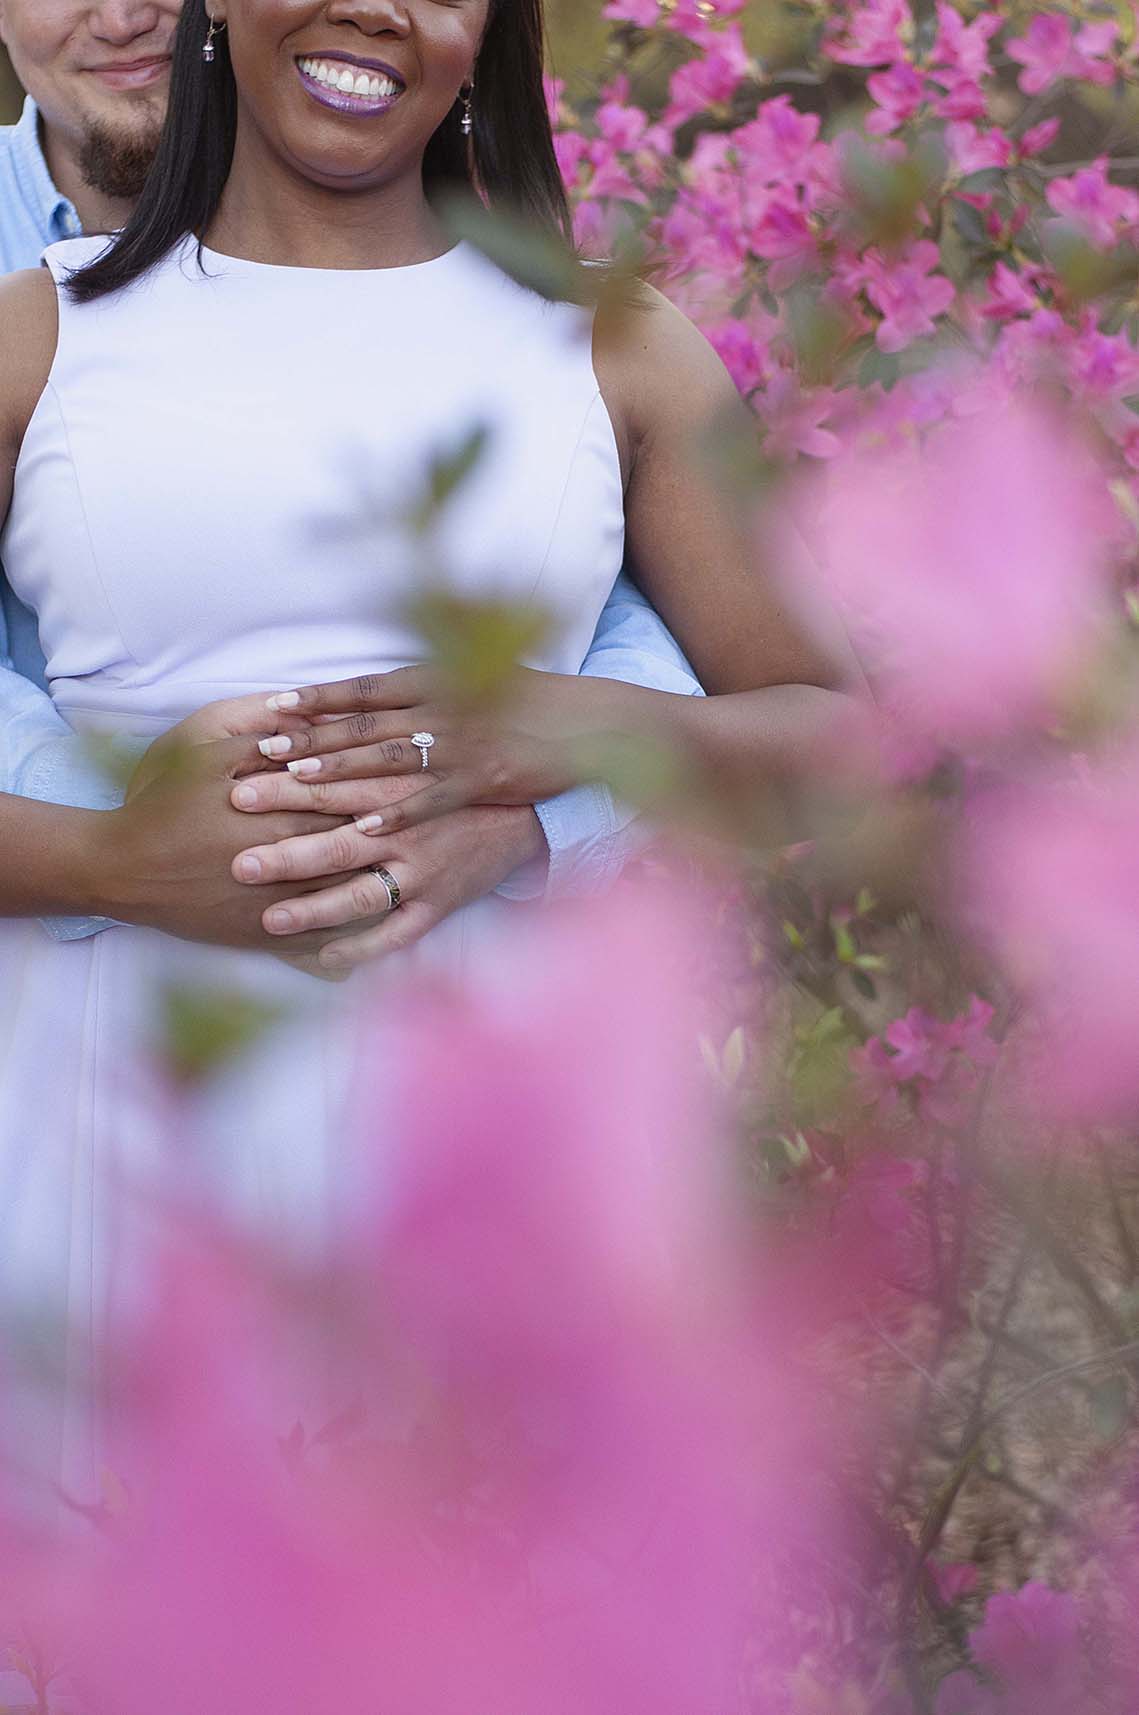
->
[1095, 1137, 1138, 1284]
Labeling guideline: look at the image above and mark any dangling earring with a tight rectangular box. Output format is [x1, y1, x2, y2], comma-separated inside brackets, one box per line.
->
[203, 10, 226, 63]
[460, 83, 474, 137]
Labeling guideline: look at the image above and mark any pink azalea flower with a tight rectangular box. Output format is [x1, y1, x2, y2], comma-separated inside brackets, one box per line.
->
[824, 0, 915, 68]
[930, 72, 989, 122]
[979, 261, 1040, 321]
[734, 96, 822, 182]
[664, 26, 752, 128]
[1046, 157, 1139, 248]
[703, 310, 777, 397]
[778, 390, 1118, 743]
[959, 752, 1139, 1122]
[24, 897, 805, 1715]
[755, 370, 841, 460]
[969, 1582, 1083, 1698]
[861, 240, 955, 353]
[931, 1, 1000, 84]
[595, 98, 649, 153]
[1007, 13, 1118, 95]
[866, 61, 927, 135]
[946, 121, 1012, 176]
[602, 0, 662, 25]
[1018, 116, 1062, 159]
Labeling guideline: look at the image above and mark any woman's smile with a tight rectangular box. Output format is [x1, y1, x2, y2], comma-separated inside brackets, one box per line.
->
[296, 52, 406, 118]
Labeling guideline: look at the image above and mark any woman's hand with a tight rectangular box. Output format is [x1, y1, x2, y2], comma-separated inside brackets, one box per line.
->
[240, 666, 631, 836]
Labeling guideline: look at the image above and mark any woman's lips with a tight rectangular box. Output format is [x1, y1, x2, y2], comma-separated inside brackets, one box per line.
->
[89, 56, 171, 92]
[296, 60, 404, 118]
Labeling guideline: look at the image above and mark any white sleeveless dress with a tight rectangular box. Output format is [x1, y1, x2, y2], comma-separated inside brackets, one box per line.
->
[0, 234, 625, 1495]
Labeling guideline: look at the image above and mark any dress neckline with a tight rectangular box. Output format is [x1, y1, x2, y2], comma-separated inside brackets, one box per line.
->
[194, 237, 471, 278]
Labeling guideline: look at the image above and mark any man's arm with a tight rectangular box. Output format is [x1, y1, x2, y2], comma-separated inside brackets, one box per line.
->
[0, 582, 126, 938]
[497, 569, 704, 901]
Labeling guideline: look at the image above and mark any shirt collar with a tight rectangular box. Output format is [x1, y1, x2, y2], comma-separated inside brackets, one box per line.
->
[10, 96, 82, 243]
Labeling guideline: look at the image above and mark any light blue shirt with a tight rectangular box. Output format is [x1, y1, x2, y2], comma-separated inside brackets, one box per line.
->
[0, 96, 702, 936]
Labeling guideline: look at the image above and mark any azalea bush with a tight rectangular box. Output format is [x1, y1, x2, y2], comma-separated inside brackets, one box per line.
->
[5, 3, 1139, 1713]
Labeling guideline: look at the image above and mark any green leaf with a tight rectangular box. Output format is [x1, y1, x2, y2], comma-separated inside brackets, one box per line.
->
[951, 197, 989, 250]
[957, 168, 1005, 195]
[437, 193, 590, 306]
[160, 985, 287, 1085]
[405, 422, 493, 538]
[840, 128, 947, 247]
[857, 346, 902, 390]
[832, 918, 858, 964]
[404, 591, 553, 705]
[789, 1004, 857, 1125]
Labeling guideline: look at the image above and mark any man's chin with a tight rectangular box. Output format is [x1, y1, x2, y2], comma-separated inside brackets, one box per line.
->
[78, 107, 164, 203]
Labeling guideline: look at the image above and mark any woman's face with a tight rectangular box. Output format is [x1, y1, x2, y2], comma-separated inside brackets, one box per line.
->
[210, 0, 490, 192]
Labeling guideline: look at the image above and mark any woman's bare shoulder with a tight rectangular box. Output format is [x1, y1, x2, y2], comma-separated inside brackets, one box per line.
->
[0, 267, 60, 456]
[592, 279, 742, 464]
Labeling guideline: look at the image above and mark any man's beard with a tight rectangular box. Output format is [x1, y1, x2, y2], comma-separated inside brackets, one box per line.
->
[78, 111, 163, 203]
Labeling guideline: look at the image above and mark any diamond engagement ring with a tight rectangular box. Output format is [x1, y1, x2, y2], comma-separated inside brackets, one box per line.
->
[367, 865, 402, 914]
[412, 731, 436, 771]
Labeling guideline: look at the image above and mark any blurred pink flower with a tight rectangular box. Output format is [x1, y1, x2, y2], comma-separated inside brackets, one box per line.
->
[958, 752, 1139, 1122]
[860, 241, 956, 352]
[866, 61, 927, 134]
[931, 2, 1000, 83]
[824, 0, 915, 68]
[1007, 13, 1118, 94]
[969, 1582, 1083, 1707]
[1046, 157, 1139, 248]
[979, 261, 1039, 321]
[778, 391, 1118, 742]
[5, 896, 869, 1715]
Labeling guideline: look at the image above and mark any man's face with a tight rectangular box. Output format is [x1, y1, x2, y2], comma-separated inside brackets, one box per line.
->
[0, 1, 181, 192]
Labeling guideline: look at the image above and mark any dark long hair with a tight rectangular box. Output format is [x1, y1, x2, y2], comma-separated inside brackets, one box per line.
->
[69, 0, 571, 303]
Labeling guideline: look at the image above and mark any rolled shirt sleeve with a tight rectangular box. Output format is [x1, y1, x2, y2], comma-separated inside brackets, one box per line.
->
[0, 583, 124, 941]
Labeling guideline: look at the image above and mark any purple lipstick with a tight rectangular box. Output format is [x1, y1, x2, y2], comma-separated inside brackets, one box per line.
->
[296, 53, 405, 118]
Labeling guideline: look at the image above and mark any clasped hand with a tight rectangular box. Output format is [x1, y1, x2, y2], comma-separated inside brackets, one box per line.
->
[121, 667, 604, 974]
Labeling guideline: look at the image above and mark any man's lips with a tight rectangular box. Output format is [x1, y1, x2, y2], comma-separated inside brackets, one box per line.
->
[88, 56, 171, 92]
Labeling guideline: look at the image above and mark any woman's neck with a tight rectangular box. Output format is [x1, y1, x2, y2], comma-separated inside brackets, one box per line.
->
[205, 138, 451, 271]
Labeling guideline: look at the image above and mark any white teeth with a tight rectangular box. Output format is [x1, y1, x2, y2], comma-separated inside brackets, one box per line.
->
[300, 58, 400, 100]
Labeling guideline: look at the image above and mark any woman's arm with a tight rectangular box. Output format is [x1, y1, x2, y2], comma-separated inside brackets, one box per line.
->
[591, 283, 868, 791]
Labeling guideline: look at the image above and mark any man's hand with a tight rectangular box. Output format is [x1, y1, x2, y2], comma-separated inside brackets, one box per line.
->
[231, 789, 547, 973]
[90, 732, 373, 955]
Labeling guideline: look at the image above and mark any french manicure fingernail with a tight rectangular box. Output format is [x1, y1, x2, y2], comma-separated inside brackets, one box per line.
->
[237, 855, 262, 881]
[266, 692, 301, 711]
[287, 758, 322, 777]
[267, 908, 293, 932]
[355, 815, 385, 834]
[233, 785, 258, 808]
[258, 735, 292, 758]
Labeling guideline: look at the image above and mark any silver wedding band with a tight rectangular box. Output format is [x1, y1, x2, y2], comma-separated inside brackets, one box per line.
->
[367, 864, 402, 914]
[412, 730, 436, 771]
